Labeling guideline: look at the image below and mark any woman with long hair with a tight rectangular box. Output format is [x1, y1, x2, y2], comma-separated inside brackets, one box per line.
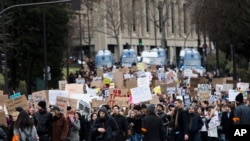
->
[12, 111, 38, 141]
[87, 112, 97, 141]
[66, 110, 80, 141]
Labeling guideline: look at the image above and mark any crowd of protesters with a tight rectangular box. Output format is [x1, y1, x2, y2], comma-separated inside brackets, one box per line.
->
[0, 60, 250, 141]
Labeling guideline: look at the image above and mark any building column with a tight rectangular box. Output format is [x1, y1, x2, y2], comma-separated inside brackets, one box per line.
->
[169, 46, 176, 64]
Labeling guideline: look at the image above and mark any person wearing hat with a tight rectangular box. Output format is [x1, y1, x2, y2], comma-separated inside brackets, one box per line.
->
[91, 107, 119, 141]
[233, 93, 250, 125]
[50, 105, 69, 141]
[33, 101, 52, 141]
[141, 104, 166, 141]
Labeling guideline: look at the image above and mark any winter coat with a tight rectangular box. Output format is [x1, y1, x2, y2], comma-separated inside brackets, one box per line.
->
[91, 108, 119, 141]
[234, 103, 250, 125]
[141, 114, 166, 141]
[112, 114, 128, 141]
[51, 114, 69, 141]
[33, 110, 52, 136]
[0, 127, 8, 141]
[13, 126, 38, 141]
[67, 119, 80, 141]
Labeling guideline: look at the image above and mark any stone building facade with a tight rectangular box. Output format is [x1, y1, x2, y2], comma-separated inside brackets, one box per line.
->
[70, 0, 204, 65]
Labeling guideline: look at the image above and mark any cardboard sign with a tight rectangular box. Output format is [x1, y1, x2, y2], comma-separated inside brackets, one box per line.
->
[96, 69, 103, 77]
[108, 88, 128, 107]
[90, 80, 103, 88]
[114, 71, 124, 88]
[56, 96, 69, 114]
[125, 79, 137, 89]
[58, 80, 67, 90]
[5, 95, 29, 114]
[114, 97, 129, 107]
[48, 90, 69, 105]
[0, 95, 8, 110]
[0, 91, 3, 95]
[190, 77, 206, 89]
[0, 111, 5, 125]
[69, 98, 78, 110]
[32, 90, 48, 109]
[212, 77, 233, 87]
[150, 94, 160, 104]
[199, 92, 210, 101]
[91, 99, 108, 108]
[65, 84, 84, 94]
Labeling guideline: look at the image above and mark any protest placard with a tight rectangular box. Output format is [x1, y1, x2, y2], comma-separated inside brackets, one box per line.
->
[114, 71, 124, 88]
[56, 96, 69, 114]
[91, 99, 108, 108]
[114, 97, 129, 107]
[5, 95, 29, 114]
[65, 84, 84, 94]
[0, 111, 5, 125]
[58, 80, 67, 90]
[32, 90, 48, 109]
[130, 87, 152, 104]
[48, 90, 69, 105]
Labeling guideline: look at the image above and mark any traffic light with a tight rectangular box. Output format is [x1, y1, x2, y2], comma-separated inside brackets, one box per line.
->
[139, 38, 142, 46]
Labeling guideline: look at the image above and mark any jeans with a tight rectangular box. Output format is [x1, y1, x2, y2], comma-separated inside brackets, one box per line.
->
[129, 133, 142, 141]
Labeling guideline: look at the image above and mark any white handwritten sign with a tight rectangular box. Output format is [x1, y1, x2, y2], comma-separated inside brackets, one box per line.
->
[130, 87, 152, 104]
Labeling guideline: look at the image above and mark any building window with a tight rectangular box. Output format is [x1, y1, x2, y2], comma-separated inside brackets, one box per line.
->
[171, 2, 175, 34]
[146, 0, 150, 32]
[183, 3, 187, 34]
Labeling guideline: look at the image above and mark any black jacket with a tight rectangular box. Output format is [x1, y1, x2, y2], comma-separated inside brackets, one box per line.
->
[112, 114, 128, 140]
[173, 109, 189, 135]
[0, 127, 8, 141]
[141, 113, 166, 141]
[91, 108, 119, 141]
[220, 111, 234, 139]
[33, 110, 52, 136]
[188, 113, 203, 132]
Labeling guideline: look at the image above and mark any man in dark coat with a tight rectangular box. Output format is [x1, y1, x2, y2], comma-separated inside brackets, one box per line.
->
[111, 105, 128, 141]
[233, 93, 250, 125]
[141, 104, 166, 141]
[220, 104, 234, 141]
[172, 99, 189, 141]
[91, 107, 119, 141]
[187, 106, 203, 141]
[33, 101, 52, 141]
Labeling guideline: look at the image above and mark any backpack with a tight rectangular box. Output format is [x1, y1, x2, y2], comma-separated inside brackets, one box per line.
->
[22, 128, 37, 141]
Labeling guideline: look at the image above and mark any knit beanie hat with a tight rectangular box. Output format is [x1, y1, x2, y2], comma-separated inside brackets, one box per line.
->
[147, 104, 155, 114]
[38, 100, 47, 109]
[235, 93, 243, 103]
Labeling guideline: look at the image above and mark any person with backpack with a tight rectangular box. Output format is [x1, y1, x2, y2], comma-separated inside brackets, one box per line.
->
[12, 111, 38, 141]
